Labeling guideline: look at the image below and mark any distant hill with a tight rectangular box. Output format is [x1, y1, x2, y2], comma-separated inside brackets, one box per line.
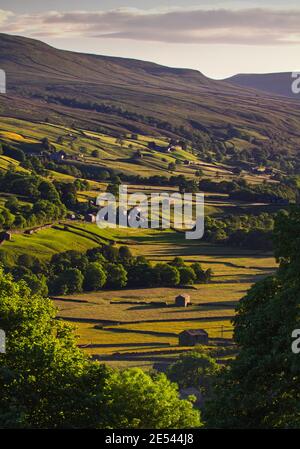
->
[225, 72, 300, 99]
[0, 33, 300, 154]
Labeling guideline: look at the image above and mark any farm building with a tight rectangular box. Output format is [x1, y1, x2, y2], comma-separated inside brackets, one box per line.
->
[85, 213, 96, 223]
[25, 229, 34, 235]
[50, 150, 66, 163]
[175, 294, 191, 307]
[179, 329, 209, 346]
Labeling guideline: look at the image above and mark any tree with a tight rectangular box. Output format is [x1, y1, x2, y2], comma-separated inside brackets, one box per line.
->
[83, 262, 107, 291]
[170, 257, 186, 268]
[101, 245, 119, 263]
[22, 273, 49, 297]
[127, 262, 155, 288]
[55, 268, 84, 294]
[0, 269, 202, 429]
[206, 208, 300, 429]
[0, 208, 14, 229]
[5, 196, 19, 214]
[102, 368, 202, 429]
[107, 183, 120, 198]
[154, 263, 180, 287]
[106, 263, 127, 289]
[191, 263, 212, 284]
[178, 266, 196, 285]
[118, 246, 133, 266]
[167, 351, 220, 395]
[39, 181, 60, 203]
[91, 149, 100, 158]
[0, 268, 94, 428]
[13, 215, 27, 229]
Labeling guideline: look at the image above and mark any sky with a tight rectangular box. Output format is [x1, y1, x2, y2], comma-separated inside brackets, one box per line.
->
[0, 1, 300, 78]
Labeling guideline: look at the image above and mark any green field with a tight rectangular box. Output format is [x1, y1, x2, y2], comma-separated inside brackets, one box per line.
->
[48, 225, 276, 368]
[0, 113, 280, 370]
[0, 116, 276, 183]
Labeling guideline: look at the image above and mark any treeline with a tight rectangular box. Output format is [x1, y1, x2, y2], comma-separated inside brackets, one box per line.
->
[122, 173, 199, 193]
[0, 171, 66, 229]
[205, 213, 275, 250]
[8, 247, 212, 296]
[33, 94, 211, 145]
[199, 178, 296, 203]
[0, 170, 92, 230]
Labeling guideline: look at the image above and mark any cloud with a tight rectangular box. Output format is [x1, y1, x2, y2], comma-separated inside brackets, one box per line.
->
[1, 7, 300, 45]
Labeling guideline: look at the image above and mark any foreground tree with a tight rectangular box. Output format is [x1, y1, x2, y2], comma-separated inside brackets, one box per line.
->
[167, 351, 220, 396]
[102, 368, 201, 429]
[206, 208, 300, 428]
[0, 269, 201, 428]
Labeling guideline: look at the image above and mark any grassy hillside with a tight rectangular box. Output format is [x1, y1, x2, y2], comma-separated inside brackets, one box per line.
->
[225, 72, 300, 99]
[1, 32, 300, 159]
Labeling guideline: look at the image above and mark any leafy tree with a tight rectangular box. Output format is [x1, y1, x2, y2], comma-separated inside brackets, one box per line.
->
[106, 263, 127, 289]
[5, 196, 19, 214]
[127, 262, 155, 288]
[102, 245, 119, 263]
[83, 263, 107, 291]
[55, 268, 84, 294]
[0, 208, 14, 229]
[206, 208, 300, 428]
[0, 268, 96, 428]
[13, 215, 27, 229]
[191, 263, 212, 283]
[154, 263, 180, 287]
[170, 257, 186, 268]
[39, 181, 60, 203]
[118, 246, 133, 266]
[167, 351, 220, 396]
[51, 251, 89, 274]
[102, 368, 201, 429]
[178, 266, 196, 285]
[22, 273, 49, 297]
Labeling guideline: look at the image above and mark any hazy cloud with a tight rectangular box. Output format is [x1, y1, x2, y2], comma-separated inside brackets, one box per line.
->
[1, 7, 300, 45]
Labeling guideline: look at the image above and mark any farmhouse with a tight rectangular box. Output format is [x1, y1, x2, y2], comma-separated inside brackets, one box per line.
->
[179, 329, 209, 346]
[175, 294, 190, 307]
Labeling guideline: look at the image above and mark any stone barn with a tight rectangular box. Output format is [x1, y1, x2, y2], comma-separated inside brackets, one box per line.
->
[85, 213, 96, 223]
[179, 329, 209, 346]
[175, 294, 190, 307]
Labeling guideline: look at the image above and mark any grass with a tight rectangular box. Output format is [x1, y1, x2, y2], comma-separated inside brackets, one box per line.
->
[0, 115, 275, 183]
[52, 226, 276, 367]
[0, 113, 279, 369]
[0, 224, 108, 262]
